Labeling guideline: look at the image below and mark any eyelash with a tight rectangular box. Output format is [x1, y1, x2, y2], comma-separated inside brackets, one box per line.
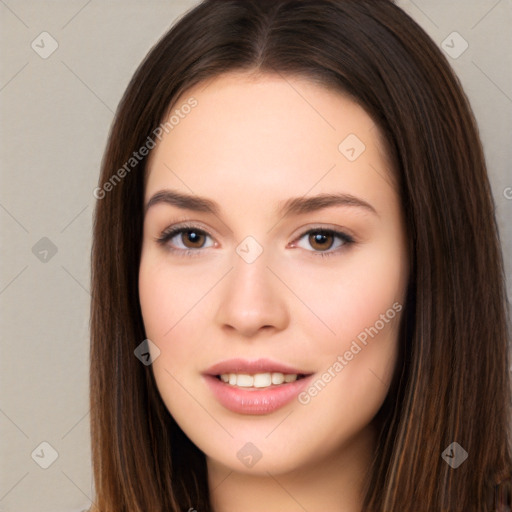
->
[155, 223, 355, 258]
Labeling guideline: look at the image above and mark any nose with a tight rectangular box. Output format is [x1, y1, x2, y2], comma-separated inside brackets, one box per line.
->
[214, 251, 290, 338]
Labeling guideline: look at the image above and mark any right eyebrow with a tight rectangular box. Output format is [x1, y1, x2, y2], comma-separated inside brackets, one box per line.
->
[144, 189, 220, 216]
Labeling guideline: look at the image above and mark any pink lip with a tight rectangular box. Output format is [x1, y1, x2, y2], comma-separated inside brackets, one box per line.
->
[203, 358, 311, 376]
[202, 358, 314, 415]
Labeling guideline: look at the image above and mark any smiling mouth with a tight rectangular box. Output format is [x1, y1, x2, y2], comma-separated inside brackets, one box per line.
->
[216, 372, 309, 389]
[204, 369, 314, 414]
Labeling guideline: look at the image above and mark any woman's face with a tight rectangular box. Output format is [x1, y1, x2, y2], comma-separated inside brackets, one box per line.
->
[139, 72, 408, 477]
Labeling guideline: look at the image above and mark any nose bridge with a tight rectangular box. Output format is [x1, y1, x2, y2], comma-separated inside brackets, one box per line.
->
[214, 243, 289, 337]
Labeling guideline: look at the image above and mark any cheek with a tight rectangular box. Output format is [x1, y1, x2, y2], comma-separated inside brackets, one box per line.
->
[284, 242, 406, 357]
[138, 270, 168, 340]
[296, 288, 402, 443]
[138, 252, 208, 340]
[138, 260, 204, 420]
[289, 240, 405, 412]
[138, 254, 220, 376]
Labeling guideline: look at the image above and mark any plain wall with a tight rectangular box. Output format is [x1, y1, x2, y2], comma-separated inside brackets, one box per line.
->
[1, 1, 511, 511]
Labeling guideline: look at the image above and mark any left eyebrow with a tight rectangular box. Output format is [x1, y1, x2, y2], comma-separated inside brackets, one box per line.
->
[276, 193, 378, 218]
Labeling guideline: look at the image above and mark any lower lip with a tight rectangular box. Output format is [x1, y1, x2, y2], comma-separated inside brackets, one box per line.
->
[203, 374, 314, 415]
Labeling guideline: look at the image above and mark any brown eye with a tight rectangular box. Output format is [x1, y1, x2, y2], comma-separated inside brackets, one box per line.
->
[308, 231, 335, 251]
[293, 228, 354, 257]
[156, 225, 214, 254]
[180, 230, 207, 249]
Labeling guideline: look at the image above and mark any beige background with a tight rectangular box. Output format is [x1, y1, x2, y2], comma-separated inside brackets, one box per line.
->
[1, 1, 511, 511]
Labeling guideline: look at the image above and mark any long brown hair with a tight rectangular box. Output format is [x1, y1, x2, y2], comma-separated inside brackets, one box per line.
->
[89, 0, 511, 510]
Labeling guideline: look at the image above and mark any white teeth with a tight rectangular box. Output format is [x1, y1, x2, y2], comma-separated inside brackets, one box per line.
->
[236, 374, 254, 387]
[271, 372, 285, 385]
[219, 372, 299, 388]
[253, 373, 272, 387]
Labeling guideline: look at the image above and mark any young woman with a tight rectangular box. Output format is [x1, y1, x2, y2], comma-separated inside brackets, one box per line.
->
[90, 0, 512, 510]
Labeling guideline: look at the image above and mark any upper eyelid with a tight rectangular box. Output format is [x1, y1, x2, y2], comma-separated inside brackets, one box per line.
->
[158, 223, 214, 241]
[160, 221, 219, 239]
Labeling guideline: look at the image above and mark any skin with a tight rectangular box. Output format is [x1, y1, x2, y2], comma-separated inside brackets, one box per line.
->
[139, 71, 409, 512]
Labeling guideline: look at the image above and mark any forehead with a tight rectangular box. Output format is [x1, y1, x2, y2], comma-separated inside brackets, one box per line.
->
[144, 72, 396, 216]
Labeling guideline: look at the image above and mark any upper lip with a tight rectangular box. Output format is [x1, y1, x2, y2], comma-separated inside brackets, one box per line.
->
[203, 358, 312, 376]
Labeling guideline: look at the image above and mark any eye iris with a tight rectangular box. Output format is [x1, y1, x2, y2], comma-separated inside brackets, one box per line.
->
[309, 231, 333, 251]
[182, 230, 205, 248]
